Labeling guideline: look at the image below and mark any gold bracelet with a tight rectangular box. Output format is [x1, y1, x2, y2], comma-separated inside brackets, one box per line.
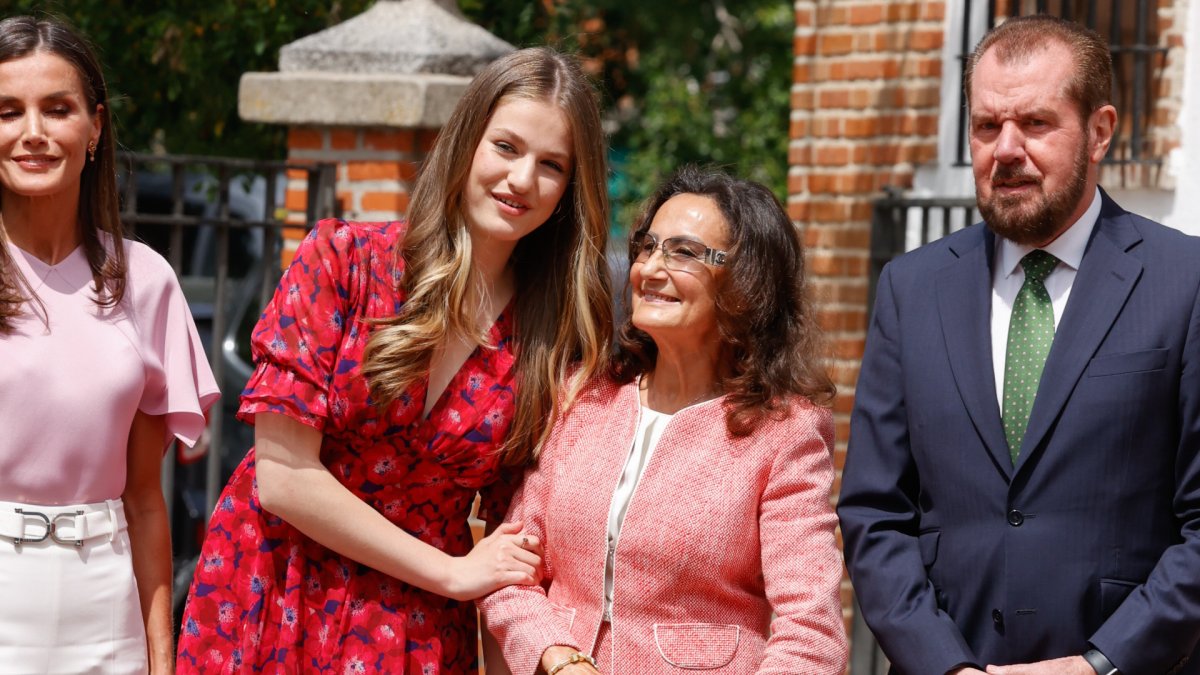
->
[546, 651, 597, 675]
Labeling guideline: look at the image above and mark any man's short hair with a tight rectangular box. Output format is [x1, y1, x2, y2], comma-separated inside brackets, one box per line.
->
[964, 14, 1113, 122]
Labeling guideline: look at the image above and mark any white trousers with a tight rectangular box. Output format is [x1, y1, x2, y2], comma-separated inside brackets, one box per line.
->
[0, 500, 147, 674]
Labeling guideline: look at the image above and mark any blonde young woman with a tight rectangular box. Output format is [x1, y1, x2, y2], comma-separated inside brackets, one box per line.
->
[0, 15, 218, 674]
[176, 48, 612, 673]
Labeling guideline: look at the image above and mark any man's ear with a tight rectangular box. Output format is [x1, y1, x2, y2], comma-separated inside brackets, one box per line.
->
[1088, 104, 1117, 164]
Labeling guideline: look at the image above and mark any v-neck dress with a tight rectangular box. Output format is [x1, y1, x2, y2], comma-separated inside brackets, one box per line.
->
[176, 219, 520, 674]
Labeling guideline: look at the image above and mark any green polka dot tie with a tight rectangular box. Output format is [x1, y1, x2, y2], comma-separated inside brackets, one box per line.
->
[1002, 250, 1059, 464]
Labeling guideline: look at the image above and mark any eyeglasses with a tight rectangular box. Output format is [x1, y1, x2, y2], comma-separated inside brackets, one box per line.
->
[630, 231, 728, 272]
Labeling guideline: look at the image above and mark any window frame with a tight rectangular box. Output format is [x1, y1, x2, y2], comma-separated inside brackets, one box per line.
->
[951, 0, 1167, 168]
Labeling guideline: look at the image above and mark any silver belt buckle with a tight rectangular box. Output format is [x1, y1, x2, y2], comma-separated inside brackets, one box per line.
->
[12, 508, 50, 546]
[50, 511, 85, 547]
[12, 508, 85, 547]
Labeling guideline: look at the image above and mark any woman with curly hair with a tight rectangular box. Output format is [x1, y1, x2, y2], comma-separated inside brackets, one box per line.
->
[479, 166, 848, 674]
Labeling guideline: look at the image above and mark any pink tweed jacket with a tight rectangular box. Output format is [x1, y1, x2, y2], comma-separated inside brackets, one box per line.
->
[478, 377, 848, 674]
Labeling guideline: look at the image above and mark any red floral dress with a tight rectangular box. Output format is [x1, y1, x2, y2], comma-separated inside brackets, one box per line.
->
[176, 219, 518, 674]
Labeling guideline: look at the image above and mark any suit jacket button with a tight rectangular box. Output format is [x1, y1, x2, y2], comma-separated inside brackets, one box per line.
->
[992, 609, 1004, 631]
[1007, 509, 1024, 526]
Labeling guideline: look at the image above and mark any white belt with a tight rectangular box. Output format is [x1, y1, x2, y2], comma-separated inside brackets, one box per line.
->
[0, 499, 124, 547]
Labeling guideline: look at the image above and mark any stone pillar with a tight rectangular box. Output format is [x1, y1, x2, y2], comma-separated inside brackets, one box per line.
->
[789, 0, 946, 657]
[238, 0, 514, 263]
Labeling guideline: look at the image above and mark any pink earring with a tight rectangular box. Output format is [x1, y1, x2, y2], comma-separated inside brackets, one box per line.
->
[88, 141, 97, 162]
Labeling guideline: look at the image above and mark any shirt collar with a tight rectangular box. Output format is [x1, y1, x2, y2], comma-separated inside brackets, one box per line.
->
[997, 186, 1101, 278]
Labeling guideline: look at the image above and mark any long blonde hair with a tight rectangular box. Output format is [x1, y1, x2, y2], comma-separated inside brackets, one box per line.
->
[363, 47, 612, 466]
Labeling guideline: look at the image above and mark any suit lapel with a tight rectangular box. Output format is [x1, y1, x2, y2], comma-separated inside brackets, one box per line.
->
[936, 226, 1014, 478]
[1015, 195, 1144, 472]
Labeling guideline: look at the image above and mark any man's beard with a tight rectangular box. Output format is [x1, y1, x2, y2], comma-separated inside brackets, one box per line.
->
[978, 142, 1090, 246]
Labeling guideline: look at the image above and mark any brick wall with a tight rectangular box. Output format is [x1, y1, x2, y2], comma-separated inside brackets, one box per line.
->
[790, 0, 946, 653]
[280, 126, 436, 264]
[1142, 0, 1186, 189]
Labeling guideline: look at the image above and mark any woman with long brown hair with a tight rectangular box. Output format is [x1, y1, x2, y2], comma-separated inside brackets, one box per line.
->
[0, 15, 218, 674]
[177, 47, 612, 673]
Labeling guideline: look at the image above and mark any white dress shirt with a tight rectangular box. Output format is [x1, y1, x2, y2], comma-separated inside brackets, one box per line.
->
[990, 187, 1102, 410]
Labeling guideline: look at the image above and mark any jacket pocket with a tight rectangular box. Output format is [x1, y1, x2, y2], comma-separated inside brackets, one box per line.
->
[1086, 348, 1168, 377]
[654, 623, 740, 669]
[1099, 578, 1139, 618]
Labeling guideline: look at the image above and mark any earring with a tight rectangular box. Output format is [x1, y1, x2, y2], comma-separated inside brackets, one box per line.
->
[88, 141, 97, 162]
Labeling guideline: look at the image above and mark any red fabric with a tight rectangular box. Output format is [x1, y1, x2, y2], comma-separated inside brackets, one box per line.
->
[478, 377, 848, 674]
[177, 220, 518, 674]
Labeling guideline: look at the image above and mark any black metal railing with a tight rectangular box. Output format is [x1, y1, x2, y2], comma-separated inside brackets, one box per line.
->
[116, 151, 336, 563]
[953, 0, 1168, 168]
[869, 188, 978, 309]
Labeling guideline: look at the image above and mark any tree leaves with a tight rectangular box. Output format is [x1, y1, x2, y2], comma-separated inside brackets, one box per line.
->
[464, 0, 792, 224]
[9, 0, 790, 223]
[9, 0, 372, 156]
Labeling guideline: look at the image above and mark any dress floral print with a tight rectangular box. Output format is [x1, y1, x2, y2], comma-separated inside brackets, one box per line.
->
[177, 220, 518, 674]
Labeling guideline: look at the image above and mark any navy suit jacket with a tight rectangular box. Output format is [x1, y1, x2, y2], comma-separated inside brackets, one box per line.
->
[838, 191, 1200, 675]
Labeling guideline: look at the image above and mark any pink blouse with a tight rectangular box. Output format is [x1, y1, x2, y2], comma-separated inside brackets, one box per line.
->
[0, 236, 219, 505]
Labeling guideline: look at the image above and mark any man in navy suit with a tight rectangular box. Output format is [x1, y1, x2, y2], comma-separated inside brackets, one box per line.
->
[839, 15, 1200, 675]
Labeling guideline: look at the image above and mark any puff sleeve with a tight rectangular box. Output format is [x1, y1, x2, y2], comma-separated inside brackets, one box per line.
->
[238, 219, 357, 432]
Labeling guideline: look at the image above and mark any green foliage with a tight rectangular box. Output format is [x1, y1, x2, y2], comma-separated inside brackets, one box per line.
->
[6, 0, 372, 157]
[4, 0, 793, 222]
[463, 0, 794, 224]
